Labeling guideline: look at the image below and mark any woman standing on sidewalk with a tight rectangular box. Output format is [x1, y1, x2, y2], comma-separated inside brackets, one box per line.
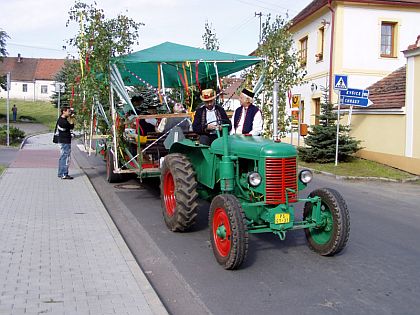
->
[57, 107, 75, 179]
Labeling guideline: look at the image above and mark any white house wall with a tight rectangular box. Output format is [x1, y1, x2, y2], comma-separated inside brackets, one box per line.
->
[341, 5, 420, 89]
[0, 80, 55, 101]
[290, 4, 420, 126]
[291, 10, 331, 124]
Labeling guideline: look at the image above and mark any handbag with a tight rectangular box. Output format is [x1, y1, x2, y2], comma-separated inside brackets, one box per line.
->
[52, 121, 59, 143]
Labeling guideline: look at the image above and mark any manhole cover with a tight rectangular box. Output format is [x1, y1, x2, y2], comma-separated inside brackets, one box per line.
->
[114, 183, 143, 190]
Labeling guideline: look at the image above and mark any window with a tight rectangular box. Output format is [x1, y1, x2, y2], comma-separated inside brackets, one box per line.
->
[299, 36, 308, 66]
[381, 22, 397, 57]
[300, 100, 305, 123]
[314, 98, 321, 126]
[316, 27, 324, 62]
[22, 84, 27, 92]
[41, 85, 48, 94]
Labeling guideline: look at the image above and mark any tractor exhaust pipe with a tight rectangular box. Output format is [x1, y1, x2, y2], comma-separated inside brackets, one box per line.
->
[273, 81, 279, 141]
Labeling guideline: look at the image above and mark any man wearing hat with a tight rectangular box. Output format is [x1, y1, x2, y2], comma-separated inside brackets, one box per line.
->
[193, 88, 231, 145]
[231, 88, 263, 136]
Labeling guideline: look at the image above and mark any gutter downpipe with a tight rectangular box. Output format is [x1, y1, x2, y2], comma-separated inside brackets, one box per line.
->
[328, 0, 335, 102]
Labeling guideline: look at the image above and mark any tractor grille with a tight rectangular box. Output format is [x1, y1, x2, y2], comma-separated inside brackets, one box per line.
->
[265, 158, 297, 204]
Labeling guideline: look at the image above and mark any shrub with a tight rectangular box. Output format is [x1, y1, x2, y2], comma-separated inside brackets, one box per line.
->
[18, 115, 36, 122]
[0, 125, 25, 145]
[298, 87, 362, 163]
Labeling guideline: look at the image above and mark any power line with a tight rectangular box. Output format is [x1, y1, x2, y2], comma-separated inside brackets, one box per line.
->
[255, 12, 263, 44]
[8, 42, 76, 54]
[233, 0, 291, 14]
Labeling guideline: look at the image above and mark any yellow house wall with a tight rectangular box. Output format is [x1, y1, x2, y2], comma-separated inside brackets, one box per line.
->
[348, 114, 406, 155]
[413, 54, 420, 158]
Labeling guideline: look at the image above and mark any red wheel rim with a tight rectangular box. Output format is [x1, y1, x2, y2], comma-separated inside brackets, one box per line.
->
[163, 171, 176, 217]
[212, 207, 231, 257]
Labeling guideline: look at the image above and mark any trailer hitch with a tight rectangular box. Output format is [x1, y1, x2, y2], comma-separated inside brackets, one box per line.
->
[273, 231, 286, 240]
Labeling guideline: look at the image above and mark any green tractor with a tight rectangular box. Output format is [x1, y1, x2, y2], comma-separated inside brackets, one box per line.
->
[160, 124, 350, 270]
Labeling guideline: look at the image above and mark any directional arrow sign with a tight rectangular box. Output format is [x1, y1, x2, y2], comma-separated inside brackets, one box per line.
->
[341, 88, 369, 98]
[339, 95, 371, 107]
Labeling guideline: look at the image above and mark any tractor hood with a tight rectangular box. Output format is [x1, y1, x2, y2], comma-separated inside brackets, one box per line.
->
[211, 135, 297, 159]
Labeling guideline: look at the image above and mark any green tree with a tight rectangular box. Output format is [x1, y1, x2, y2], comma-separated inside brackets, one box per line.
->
[245, 14, 306, 138]
[202, 20, 220, 51]
[50, 58, 80, 109]
[298, 87, 362, 163]
[66, 1, 143, 132]
[0, 29, 10, 90]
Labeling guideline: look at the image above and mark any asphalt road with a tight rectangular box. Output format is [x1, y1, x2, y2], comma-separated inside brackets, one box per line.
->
[73, 143, 420, 315]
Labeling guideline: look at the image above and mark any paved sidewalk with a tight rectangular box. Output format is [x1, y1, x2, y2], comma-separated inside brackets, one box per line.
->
[0, 133, 168, 315]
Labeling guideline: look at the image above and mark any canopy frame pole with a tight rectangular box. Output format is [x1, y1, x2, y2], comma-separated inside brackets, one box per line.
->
[214, 62, 220, 92]
[88, 96, 95, 156]
[160, 63, 171, 112]
[109, 84, 120, 172]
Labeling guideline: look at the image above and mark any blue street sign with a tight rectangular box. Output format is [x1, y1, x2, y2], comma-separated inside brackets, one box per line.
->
[334, 74, 348, 90]
[339, 95, 370, 107]
[341, 88, 369, 98]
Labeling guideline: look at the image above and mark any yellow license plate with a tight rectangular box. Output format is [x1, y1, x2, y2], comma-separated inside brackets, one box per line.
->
[275, 213, 290, 224]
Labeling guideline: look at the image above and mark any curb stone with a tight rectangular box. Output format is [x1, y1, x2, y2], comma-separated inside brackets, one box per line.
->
[303, 167, 420, 183]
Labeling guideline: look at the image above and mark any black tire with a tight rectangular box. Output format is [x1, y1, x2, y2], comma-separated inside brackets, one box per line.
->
[303, 188, 350, 256]
[209, 194, 249, 270]
[160, 153, 198, 231]
[106, 150, 122, 183]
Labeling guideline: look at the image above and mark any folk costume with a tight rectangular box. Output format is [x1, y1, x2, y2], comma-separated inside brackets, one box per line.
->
[232, 88, 263, 136]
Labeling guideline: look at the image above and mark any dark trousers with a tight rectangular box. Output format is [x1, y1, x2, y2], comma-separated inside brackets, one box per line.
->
[199, 134, 218, 146]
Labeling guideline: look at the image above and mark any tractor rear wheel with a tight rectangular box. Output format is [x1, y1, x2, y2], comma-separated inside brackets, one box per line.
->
[160, 153, 198, 231]
[106, 150, 122, 183]
[209, 194, 248, 270]
[303, 188, 350, 256]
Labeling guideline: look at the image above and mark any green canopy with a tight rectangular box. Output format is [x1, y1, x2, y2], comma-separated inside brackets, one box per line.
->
[112, 42, 262, 88]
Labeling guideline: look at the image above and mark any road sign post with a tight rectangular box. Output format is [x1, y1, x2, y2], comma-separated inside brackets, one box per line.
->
[335, 99, 340, 167]
[6, 72, 11, 147]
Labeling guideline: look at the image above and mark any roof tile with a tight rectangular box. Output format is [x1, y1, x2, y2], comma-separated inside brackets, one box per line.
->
[366, 66, 406, 109]
[0, 56, 65, 81]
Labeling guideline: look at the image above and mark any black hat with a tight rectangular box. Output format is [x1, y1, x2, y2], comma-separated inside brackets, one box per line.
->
[242, 88, 255, 98]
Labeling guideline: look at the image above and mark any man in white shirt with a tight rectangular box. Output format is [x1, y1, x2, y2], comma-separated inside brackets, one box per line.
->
[231, 88, 263, 136]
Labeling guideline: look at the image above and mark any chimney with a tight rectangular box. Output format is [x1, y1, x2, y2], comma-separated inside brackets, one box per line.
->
[17, 53, 22, 62]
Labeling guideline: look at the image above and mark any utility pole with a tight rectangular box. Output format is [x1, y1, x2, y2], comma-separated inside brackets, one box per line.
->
[255, 12, 263, 45]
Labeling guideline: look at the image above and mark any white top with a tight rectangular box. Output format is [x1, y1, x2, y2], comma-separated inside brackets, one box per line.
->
[231, 107, 263, 136]
[206, 108, 218, 134]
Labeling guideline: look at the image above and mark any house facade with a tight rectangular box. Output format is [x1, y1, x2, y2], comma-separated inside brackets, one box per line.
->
[289, 0, 420, 126]
[289, 0, 420, 175]
[0, 54, 65, 101]
[349, 36, 420, 175]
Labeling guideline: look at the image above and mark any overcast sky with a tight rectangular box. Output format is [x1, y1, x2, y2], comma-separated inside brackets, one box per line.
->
[1, 0, 311, 59]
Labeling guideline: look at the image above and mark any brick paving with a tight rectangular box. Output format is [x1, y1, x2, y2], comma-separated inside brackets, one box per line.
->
[0, 133, 167, 315]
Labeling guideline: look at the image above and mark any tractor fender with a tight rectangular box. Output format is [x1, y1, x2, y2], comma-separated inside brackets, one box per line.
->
[169, 141, 217, 189]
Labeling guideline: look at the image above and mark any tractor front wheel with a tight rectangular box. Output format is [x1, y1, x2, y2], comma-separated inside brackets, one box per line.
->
[303, 188, 350, 256]
[160, 153, 198, 231]
[209, 194, 249, 270]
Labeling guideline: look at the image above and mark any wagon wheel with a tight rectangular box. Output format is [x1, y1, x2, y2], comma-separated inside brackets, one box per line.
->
[209, 194, 249, 270]
[106, 149, 122, 183]
[303, 188, 350, 256]
[160, 153, 198, 231]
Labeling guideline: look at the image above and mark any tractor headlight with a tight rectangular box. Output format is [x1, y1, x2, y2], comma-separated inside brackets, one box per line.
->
[248, 172, 262, 187]
[299, 169, 313, 184]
